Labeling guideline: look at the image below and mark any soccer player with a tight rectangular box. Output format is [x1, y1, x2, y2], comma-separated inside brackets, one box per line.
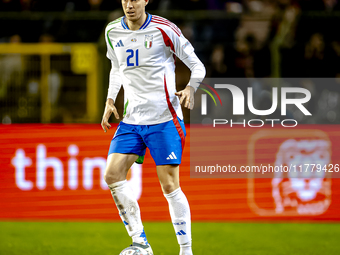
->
[101, 0, 205, 254]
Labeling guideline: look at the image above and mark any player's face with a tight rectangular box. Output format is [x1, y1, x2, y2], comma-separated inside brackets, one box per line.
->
[122, 0, 148, 22]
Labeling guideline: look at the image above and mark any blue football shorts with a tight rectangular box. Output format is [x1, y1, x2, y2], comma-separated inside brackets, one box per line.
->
[108, 117, 186, 165]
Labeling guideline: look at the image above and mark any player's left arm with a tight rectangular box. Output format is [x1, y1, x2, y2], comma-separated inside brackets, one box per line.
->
[175, 52, 205, 110]
[172, 30, 206, 110]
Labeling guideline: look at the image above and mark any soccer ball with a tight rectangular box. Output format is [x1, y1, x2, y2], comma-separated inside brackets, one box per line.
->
[119, 246, 149, 255]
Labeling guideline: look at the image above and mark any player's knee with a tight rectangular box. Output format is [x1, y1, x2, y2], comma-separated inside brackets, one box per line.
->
[161, 183, 178, 194]
[104, 169, 123, 185]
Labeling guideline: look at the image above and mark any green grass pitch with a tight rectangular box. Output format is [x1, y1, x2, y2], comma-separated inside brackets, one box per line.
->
[1, 221, 340, 255]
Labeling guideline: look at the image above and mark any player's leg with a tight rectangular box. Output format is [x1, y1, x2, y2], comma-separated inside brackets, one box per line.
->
[144, 117, 192, 255]
[105, 122, 152, 252]
[104, 153, 150, 247]
[157, 165, 193, 255]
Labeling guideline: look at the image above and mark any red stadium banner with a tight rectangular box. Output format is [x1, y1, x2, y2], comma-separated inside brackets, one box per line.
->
[0, 124, 340, 221]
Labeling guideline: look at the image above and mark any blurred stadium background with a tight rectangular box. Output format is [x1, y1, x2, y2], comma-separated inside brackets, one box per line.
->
[1, 0, 340, 254]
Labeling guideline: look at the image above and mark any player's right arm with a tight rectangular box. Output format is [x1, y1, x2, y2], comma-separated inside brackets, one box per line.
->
[101, 98, 119, 132]
[101, 23, 123, 132]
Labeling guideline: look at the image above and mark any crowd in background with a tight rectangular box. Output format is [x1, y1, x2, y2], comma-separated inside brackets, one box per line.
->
[1, 0, 340, 124]
[1, 0, 340, 12]
[2, 0, 340, 77]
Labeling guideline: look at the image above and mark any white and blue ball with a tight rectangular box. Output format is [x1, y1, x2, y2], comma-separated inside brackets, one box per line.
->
[119, 246, 148, 255]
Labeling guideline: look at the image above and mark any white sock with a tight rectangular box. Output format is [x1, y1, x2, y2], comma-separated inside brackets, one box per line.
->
[108, 180, 149, 245]
[164, 188, 193, 255]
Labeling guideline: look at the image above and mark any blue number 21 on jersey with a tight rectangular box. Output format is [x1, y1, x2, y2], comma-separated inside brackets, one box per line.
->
[126, 49, 139, 66]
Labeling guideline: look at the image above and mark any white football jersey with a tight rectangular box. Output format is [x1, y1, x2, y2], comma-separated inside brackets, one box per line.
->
[105, 13, 205, 125]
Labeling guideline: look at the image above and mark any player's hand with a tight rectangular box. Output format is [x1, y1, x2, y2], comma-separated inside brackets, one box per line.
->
[101, 98, 120, 133]
[175, 86, 195, 110]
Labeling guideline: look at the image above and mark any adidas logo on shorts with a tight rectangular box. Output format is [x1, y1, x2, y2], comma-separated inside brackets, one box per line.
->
[166, 152, 177, 160]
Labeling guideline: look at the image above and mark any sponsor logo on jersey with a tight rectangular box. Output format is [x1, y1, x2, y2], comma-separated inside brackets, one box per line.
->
[131, 38, 137, 42]
[144, 35, 153, 49]
[115, 40, 124, 47]
[182, 41, 191, 50]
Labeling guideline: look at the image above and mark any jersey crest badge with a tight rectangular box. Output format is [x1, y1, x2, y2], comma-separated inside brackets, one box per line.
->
[144, 35, 153, 49]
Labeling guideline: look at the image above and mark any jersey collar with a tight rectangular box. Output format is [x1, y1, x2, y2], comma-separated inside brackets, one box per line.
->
[121, 12, 152, 30]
